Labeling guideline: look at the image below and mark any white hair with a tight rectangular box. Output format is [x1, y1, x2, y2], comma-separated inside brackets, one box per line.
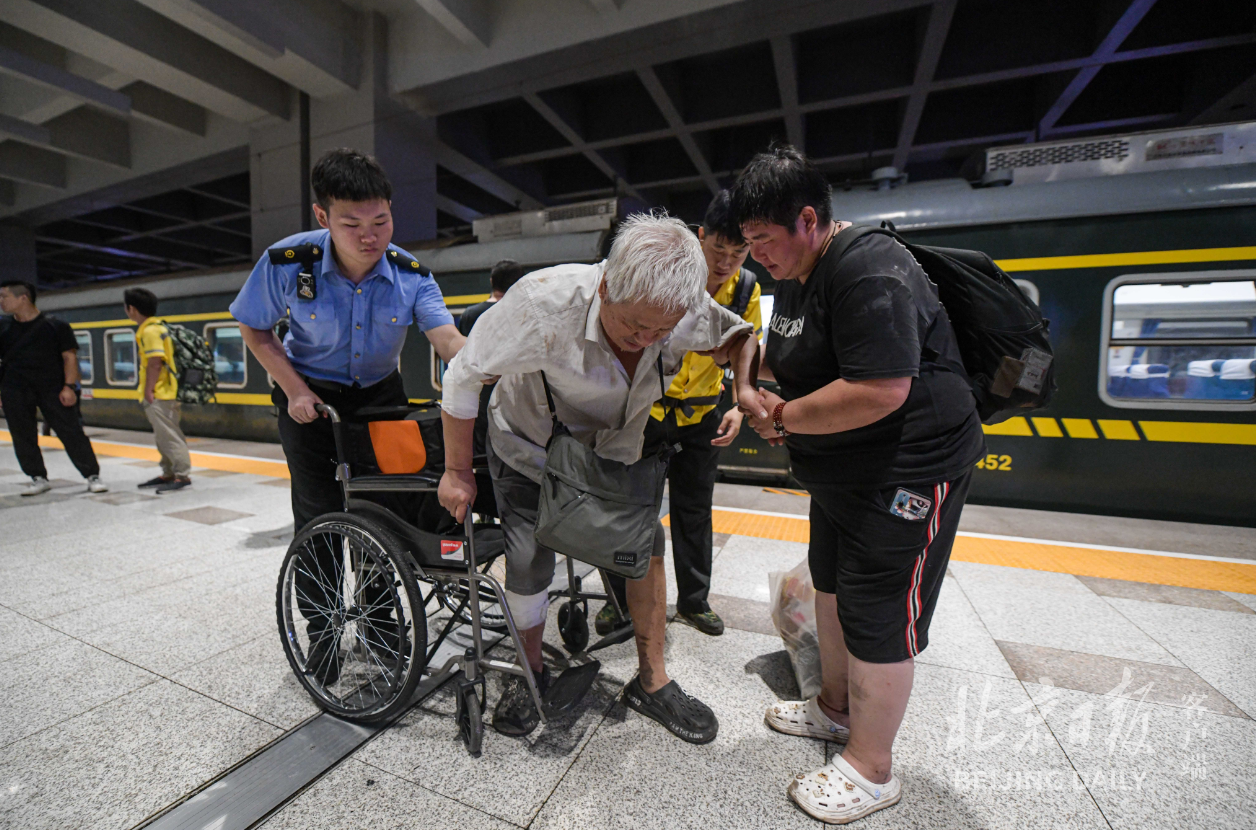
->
[602, 211, 706, 314]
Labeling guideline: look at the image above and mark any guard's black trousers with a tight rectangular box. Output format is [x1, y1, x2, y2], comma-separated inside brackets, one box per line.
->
[608, 406, 723, 615]
[274, 373, 410, 647]
[1, 381, 99, 479]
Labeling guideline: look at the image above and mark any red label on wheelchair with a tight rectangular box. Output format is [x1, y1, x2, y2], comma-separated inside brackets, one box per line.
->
[440, 539, 465, 561]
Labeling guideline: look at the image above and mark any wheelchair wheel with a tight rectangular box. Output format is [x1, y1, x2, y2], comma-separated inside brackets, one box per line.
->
[277, 512, 427, 723]
[455, 677, 485, 757]
[558, 600, 590, 654]
[437, 554, 509, 633]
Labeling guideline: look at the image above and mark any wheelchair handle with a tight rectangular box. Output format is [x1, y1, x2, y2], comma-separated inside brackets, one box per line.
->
[314, 403, 350, 472]
[314, 403, 341, 423]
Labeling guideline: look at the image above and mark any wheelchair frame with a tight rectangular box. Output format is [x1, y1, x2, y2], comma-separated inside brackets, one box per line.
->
[276, 403, 632, 756]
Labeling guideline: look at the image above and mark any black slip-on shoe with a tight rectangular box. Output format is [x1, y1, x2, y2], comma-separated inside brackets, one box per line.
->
[623, 676, 718, 744]
[138, 476, 174, 489]
[155, 477, 191, 493]
[492, 665, 550, 737]
[676, 609, 725, 636]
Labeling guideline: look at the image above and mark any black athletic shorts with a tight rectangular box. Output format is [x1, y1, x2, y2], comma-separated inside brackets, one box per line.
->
[802, 471, 971, 664]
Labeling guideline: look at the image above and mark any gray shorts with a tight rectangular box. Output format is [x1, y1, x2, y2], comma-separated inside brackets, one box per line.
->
[488, 443, 665, 596]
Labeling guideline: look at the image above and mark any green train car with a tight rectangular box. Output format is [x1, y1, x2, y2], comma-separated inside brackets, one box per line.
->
[39, 124, 1256, 527]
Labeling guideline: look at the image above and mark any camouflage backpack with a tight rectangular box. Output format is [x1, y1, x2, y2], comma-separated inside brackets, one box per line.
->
[163, 323, 218, 405]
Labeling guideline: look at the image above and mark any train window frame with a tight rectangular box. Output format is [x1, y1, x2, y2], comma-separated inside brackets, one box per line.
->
[1098, 269, 1256, 412]
[204, 322, 248, 389]
[73, 330, 93, 385]
[103, 327, 138, 387]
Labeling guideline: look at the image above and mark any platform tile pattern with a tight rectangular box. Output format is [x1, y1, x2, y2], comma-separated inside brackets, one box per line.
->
[0, 447, 1253, 829]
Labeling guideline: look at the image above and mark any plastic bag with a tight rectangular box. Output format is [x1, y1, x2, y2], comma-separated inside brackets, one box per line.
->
[768, 557, 821, 700]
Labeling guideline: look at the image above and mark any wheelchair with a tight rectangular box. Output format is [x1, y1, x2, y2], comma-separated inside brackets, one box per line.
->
[275, 402, 633, 756]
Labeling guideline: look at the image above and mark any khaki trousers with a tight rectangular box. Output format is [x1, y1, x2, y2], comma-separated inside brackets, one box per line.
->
[142, 399, 192, 478]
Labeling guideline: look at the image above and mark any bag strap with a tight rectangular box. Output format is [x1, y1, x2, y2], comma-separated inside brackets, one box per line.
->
[541, 353, 666, 433]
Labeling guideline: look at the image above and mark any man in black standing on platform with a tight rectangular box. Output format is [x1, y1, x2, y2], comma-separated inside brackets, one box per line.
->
[0, 280, 107, 496]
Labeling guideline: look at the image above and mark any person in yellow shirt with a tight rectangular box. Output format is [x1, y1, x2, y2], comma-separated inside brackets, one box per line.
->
[599, 191, 762, 637]
[124, 288, 192, 493]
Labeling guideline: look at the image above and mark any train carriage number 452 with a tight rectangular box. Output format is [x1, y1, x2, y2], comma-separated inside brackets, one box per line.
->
[975, 454, 1012, 471]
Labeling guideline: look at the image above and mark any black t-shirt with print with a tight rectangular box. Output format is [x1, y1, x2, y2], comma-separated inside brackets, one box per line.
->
[765, 232, 984, 487]
[0, 314, 78, 390]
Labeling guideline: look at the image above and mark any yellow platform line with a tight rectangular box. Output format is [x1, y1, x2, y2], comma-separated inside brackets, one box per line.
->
[664, 507, 1256, 594]
[0, 430, 290, 479]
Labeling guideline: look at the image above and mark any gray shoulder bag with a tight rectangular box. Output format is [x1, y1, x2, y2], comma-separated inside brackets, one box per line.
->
[533, 357, 672, 579]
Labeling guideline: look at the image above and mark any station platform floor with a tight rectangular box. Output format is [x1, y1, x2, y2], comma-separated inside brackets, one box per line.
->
[1, 424, 1254, 830]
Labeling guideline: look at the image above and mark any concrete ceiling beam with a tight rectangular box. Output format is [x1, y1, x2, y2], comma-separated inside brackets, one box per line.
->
[432, 142, 545, 210]
[0, 106, 130, 168]
[0, 142, 67, 188]
[769, 35, 804, 151]
[434, 193, 483, 224]
[892, 0, 956, 171]
[413, 0, 492, 49]
[0, 45, 132, 115]
[131, 0, 362, 97]
[636, 66, 719, 195]
[522, 90, 645, 204]
[121, 81, 207, 136]
[8, 0, 292, 121]
[1037, 0, 1158, 136]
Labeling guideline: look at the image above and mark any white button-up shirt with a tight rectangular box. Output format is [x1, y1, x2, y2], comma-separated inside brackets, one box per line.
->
[441, 262, 752, 482]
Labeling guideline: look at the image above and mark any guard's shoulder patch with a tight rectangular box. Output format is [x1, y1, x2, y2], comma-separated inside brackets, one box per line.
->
[267, 242, 322, 265]
[387, 249, 430, 276]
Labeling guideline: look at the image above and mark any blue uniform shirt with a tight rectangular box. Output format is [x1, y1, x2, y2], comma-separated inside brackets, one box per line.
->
[230, 230, 454, 387]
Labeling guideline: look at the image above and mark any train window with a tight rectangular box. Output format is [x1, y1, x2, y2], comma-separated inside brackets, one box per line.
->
[205, 323, 247, 388]
[1013, 279, 1040, 306]
[74, 330, 93, 384]
[104, 329, 137, 386]
[1100, 273, 1256, 410]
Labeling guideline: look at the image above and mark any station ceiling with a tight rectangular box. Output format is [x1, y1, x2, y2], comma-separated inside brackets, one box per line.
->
[2, 0, 1254, 286]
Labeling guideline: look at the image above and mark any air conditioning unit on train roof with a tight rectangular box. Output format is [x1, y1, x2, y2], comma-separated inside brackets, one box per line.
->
[473, 197, 618, 243]
[984, 120, 1256, 186]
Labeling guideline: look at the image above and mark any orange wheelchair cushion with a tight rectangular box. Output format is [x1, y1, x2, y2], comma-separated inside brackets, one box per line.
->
[367, 420, 428, 474]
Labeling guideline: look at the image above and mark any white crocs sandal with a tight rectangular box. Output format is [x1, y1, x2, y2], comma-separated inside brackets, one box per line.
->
[765, 697, 850, 743]
[788, 754, 901, 825]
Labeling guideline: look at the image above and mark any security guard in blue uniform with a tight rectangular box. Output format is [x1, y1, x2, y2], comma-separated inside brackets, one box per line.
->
[231, 149, 464, 680]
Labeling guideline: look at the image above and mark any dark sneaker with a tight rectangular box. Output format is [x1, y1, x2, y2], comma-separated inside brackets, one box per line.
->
[138, 476, 174, 489]
[595, 603, 631, 636]
[623, 676, 718, 744]
[676, 609, 725, 636]
[492, 665, 550, 737]
[155, 477, 191, 493]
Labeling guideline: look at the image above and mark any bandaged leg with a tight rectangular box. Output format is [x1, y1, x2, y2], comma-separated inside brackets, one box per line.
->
[505, 589, 551, 631]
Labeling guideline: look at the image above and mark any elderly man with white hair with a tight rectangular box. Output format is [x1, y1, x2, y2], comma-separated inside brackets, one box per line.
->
[439, 213, 761, 743]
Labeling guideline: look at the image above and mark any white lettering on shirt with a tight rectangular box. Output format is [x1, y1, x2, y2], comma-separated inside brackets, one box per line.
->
[769, 312, 804, 339]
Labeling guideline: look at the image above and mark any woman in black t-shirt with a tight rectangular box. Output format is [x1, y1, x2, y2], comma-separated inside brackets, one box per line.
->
[729, 146, 982, 826]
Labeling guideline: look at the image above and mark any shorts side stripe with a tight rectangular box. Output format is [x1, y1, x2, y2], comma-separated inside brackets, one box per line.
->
[905, 482, 949, 657]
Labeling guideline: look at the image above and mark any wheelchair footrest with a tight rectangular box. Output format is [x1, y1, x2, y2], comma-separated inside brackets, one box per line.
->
[543, 659, 600, 715]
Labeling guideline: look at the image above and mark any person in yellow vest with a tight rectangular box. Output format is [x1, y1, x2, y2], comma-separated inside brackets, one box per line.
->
[124, 288, 192, 493]
[598, 190, 762, 637]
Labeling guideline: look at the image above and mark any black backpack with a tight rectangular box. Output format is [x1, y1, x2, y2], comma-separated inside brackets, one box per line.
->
[721, 268, 758, 317]
[829, 224, 1055, 424]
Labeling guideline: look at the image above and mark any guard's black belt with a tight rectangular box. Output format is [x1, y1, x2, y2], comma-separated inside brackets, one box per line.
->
[300, 370, 400, 396]
[659, 393, 721, 419]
